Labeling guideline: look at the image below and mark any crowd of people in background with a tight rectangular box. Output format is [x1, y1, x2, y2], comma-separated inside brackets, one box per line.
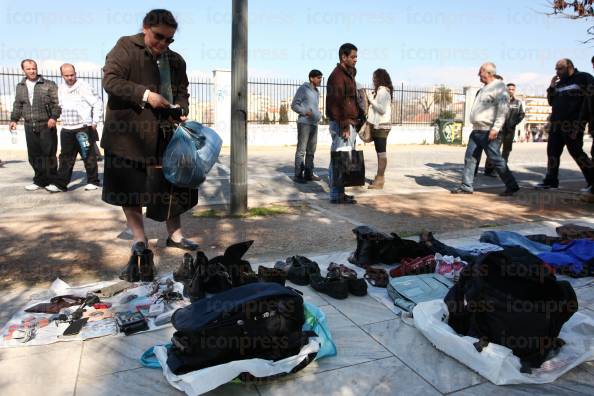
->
[4, 18, 594, 211]
[290, 45, 594, 201]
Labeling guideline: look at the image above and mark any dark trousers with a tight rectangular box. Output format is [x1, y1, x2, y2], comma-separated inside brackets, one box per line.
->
[295, 123, 318, 176]
[24, 123, 58, 187]
[544, 125, 594, 186]
[56, 127, 99, 190]
[484, 129, 514, 173]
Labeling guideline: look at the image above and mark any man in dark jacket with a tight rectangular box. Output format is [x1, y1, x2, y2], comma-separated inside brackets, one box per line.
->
[536, 58, 594, 192]
[326, 43, 359, 204]
[484, 83, 525, 176]
[9, 59, 61, 190]
[101, 9, 198, 254]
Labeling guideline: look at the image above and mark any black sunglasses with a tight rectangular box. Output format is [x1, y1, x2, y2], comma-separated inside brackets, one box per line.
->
[150, 28, 175, 44]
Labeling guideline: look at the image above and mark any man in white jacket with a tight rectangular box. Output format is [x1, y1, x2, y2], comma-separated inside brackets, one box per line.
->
[46, 64, 103, 192]
[451, 62, 520, 196]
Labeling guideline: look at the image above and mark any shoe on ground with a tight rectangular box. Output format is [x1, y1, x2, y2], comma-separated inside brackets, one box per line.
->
[45, 184, 65, 193]
[580, 185, 592, 193]
[330, 195, 357, 204]
[483, 171, 497, 178]
[310, 274, 349, 300]
[287, 256, 321, 286]
[499, 185, 520, 197]
[292, 175, 307, 184]
[84, 183, 99, 191]
[304, 172, 322, 181]
[450, 186, 473, 194]
[25, 183, 42, 191]
[535, 182, 558, 189]
[166, 237, 199, 251]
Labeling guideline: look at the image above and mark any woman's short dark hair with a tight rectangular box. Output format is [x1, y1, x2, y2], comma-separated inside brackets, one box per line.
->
[373, 68, 394, 99]
[338, 43, 357, 60]
[143, 9, 178, 29]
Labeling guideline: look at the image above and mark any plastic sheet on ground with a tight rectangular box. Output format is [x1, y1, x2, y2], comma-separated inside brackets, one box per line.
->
[0, 277, 187, 348]
[153, 337, 321, 396]
[413, 299, 594, 385]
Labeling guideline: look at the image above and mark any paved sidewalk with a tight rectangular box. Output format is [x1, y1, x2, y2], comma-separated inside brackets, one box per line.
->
[1, 219, 594, 396]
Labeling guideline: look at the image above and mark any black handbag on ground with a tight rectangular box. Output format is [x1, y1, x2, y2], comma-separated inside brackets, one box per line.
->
[166, 282, 307, 374]
[445, 247, 578, 372]
[331, 150, 365, 188]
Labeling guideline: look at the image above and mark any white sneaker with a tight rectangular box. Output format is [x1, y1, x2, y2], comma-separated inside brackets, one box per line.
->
[45, 184, 62, 193]
[24, 184, 41, 191]
[84, 184, 99, 191]
[580, 185, 592, 193]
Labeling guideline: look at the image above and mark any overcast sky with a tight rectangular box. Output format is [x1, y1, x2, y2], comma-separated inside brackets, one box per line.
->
[0, 0, 592, 94]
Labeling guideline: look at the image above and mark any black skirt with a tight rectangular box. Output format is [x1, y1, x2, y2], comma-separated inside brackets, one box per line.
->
[102, 127, 199, 221]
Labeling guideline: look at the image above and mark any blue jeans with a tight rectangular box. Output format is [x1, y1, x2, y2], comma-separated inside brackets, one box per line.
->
[295, 123, 318, 176]
[328, 121, 357, 200]
[461, 130, 518, 191]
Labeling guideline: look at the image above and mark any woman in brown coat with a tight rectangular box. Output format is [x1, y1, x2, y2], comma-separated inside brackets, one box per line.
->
[101, 9, 199, 254]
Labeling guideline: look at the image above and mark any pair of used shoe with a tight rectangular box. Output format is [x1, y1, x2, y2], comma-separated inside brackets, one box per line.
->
[278, 255, 321, 286]
[330, 194, 357, 204]
[450, 185, 519, 196]
[119, 242, 156, 283]
[311, 263, 368, 300]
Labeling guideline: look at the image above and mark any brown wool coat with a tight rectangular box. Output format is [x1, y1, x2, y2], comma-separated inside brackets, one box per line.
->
[101, 33, 189, 164]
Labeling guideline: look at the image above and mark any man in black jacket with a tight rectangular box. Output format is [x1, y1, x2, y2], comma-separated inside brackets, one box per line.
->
[9, 59, 61, 191]
[484, 83, 525, 176]
[536, 58, 594, 192]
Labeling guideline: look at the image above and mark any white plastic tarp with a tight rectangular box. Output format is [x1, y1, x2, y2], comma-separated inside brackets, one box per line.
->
[413, 299, 594, 385]
[153, 337, 320, 395]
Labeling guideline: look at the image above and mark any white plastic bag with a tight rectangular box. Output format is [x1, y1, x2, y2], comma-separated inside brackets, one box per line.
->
[413, 300, 594, 385]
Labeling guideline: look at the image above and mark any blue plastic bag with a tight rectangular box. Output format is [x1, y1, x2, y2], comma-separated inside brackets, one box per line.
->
[163, 121, 222, 188]
[303, 302, 337, 359]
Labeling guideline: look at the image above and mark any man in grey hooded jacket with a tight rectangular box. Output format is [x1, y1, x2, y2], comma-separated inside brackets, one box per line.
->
[291, 69, 323, 182]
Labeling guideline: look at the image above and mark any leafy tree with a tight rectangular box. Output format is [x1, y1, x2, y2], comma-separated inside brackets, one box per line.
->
[551, 1, 594, 42]
[433, 86, 453, 108]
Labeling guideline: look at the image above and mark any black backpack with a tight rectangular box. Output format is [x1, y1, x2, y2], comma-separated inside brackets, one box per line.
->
[167, 282, 308, 375]
[445, 247, 578, 371]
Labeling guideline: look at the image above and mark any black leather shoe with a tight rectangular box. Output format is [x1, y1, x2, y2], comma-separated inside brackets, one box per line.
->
[535, 182, 558, 190]
[330, 195, 357, 204]
[166, 237, 199, 251]
[483, 171, 497, 178]
[292, 175, 307, 184]
[499, 186, 520, 197]
[310, 274, 349, 300]
[304, 172, 322, 181]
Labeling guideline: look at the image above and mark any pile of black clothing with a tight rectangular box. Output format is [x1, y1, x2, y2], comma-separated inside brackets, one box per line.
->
[445, 246, 578, 372]
[348, 226, 433, 267]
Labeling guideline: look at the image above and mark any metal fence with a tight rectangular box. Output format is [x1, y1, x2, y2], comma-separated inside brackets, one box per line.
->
[246, 78, 466, 125]
[1, 68, 463, 127]
[0, 68, 213, 125]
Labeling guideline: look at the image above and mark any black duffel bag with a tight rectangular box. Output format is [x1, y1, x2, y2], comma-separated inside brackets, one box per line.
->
[167, 282, 307, 374]
[445, 247, 578, 371]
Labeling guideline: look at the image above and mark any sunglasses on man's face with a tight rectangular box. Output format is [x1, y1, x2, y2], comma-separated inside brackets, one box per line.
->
[150, 28, 175, 44]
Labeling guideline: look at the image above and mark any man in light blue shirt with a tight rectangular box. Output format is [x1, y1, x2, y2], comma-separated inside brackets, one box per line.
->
[291, 69, 323, 183]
